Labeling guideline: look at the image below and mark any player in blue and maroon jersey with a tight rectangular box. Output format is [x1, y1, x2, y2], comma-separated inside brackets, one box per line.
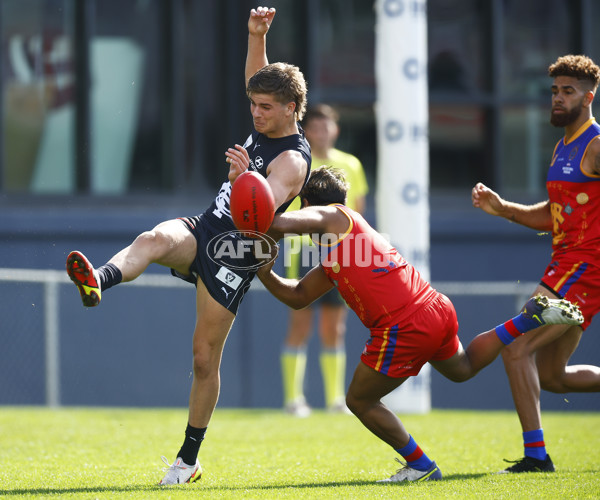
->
[257, 166, 582, 482]
[473, 54, 600, 473]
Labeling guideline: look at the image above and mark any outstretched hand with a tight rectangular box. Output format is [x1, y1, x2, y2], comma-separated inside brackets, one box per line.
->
[226, 144, 250, 184]
[471, 182, 504, 216]
[248, 6, 276, 36]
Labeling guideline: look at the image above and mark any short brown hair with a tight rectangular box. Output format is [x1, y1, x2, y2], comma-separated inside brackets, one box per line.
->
[548, 55, 600, 92]
[302, 103, 339, 127]
[247, 62, 308, 121]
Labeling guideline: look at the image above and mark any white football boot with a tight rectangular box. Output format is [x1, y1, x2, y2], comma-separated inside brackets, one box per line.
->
[522, 294, 583, 326]
[159, 456, 202, 485]
[378, 458, 442, 483]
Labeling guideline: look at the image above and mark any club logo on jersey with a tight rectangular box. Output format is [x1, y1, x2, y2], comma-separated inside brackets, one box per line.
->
[576, 192, 589, 205]
[206, 230, 278, 271]
[568, 146, 579, 160]
[212, 181, 232, 220]
[215, 267, 242, 290]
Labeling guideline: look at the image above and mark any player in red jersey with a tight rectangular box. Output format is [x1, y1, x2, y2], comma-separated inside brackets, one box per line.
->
[257, 166, 583, 482]
[472, 54, 600, 473]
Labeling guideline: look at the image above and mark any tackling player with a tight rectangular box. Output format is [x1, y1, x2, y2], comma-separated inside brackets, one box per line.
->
[257, 166, 583, 482]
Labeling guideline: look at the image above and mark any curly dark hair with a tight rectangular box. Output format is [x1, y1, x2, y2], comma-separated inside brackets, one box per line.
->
[246, 62, 308, 121]
[300, 166, 348, 206]
[548, 55, 600, 91]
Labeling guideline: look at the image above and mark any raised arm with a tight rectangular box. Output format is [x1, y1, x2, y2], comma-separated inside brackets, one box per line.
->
[471, 182, 552, 231]
[246, 7, 276, 86]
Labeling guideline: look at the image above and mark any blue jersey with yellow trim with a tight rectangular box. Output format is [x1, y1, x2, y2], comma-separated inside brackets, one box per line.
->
[547, 118, 600, 256]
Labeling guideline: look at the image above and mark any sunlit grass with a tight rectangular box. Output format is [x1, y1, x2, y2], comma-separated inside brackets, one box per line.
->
[0, 407, 598, 498]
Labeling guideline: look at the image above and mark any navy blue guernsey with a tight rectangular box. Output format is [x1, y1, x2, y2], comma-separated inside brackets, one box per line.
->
[204, 125, 312, 231]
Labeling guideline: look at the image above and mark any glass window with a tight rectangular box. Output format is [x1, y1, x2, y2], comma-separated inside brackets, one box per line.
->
[429, 104, 485, 189]
[500, 104, 563, 195]
[428, 0, 487, 93]
[428, 0, 487, 190]
[92, 0, 160, 194]
[2, 0, 74, 193]
[313, 0, 375, 92]
[502, 0, 571, 98]
[589, 2, 600, 64]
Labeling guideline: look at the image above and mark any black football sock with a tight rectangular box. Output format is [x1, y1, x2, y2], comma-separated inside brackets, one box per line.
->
[177, 424, 207, 466]
[96, 263, 122, 291]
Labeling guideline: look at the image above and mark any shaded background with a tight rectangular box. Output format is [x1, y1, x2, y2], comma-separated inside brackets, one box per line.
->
[0, 0, 599, 412]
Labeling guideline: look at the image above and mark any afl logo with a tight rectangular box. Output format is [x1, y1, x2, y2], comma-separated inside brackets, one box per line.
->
[206, 230, 278, 271]
[568, 146, 579, 161]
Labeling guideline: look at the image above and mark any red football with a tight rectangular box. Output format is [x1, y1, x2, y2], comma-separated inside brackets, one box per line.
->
[230, 171, 275, 236]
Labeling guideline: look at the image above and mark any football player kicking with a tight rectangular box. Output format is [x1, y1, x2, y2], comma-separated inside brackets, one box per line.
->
[256, 166, 583, 482]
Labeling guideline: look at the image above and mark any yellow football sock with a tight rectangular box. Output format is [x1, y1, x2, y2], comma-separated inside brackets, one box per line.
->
[281, 348, 307, 405]
[320, 349, 346, 408]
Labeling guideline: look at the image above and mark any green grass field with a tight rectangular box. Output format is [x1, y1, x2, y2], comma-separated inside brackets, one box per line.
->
[0, 407, 598, 499]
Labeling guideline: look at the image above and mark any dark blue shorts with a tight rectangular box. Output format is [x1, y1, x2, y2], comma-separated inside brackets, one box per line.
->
[172, 215, 258, 315]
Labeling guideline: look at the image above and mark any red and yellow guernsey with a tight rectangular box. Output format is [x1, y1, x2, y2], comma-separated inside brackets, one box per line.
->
[314, 204, 436, 329]
[548, 117, 600, 260]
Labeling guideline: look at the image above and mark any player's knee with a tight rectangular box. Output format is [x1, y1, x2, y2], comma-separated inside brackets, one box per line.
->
[345, 392, 362, 416]
[345, 392, 377, 418]
[191, 347, 218, 381]
[539, 373, 567, 393]
[133, 229, 171, 257]
[191, 354, 210, 380]
[446, 370, 470, 383]
[134, 229, 157, 245]
[501, 342, 530, 364]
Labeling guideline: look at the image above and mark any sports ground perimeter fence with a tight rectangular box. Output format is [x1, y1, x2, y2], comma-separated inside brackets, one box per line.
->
[0, 267, 539, 409]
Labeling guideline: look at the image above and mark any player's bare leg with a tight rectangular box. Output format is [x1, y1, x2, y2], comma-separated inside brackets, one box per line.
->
[160, 278, 235, 485]
[498, 288, 586, 473]
[536, 324, 600, 393]
[285, 307, 314, 348]
[346, 362, 442, 482]
[501, 287, 582, 432]
[108, 219, 196, 281]
[430, 335, 502, 382]
[187, 279, 236, 429]
[432, 293, 583, 383]
[345, 362, 409, 449]
[319, 304, 347, 350]
[67, 219, 196, 308]
[319, 304, 349, 412]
